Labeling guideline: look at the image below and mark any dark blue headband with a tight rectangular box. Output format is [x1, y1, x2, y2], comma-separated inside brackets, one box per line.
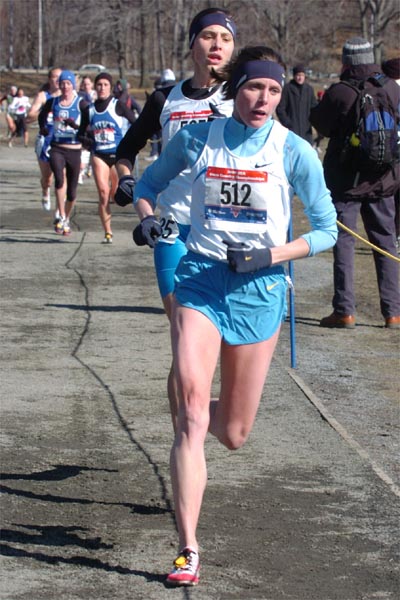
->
[232, 60, 286, 94]
[189, 13, 236, 48]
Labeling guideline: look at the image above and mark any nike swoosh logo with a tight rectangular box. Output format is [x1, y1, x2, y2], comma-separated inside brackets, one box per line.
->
[244, 256, 253, 261]
[255, 163, 270, 168]
[209, 103, 226, 118]
[267, 282, 279, 291]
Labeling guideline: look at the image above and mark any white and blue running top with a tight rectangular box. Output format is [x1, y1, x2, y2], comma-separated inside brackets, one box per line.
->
[135, 116, 338, 261]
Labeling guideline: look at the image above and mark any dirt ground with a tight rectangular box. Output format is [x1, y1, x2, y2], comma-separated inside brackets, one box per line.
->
[0, 120, 399, 600]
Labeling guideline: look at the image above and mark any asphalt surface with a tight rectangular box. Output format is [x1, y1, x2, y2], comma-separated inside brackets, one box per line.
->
[0, 139, 399, 600]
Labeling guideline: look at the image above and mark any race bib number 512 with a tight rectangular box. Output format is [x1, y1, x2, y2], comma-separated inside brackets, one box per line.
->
[204, 166, 268, 231]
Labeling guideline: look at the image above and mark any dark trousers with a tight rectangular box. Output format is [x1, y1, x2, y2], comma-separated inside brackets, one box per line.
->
[333, 196, 400, 318]
[49, 145, 81, 202]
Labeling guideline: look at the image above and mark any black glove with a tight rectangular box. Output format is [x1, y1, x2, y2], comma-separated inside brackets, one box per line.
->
[63, 117, 78, 129]
[78, 134, 94, 151]
[224, 240, 272, 273]
[132, 216, 162, 248]
[115, 175, 136, 207]
[39, 126, 49, 137]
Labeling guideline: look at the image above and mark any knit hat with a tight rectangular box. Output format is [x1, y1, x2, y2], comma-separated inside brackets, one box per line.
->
[342, 37, 374, 66]
[59, 70, 76, 87]
[94, 72, 113, 86]
[293, 64, 306, 75]
[382, 57, 400, 80]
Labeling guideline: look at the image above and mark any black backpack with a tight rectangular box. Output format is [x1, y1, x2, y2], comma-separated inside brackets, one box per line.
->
[340, 74, 398, 173]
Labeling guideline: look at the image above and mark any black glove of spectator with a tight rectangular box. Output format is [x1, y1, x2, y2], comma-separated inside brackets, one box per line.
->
[115, 175, 136, 207]
[39, 127, 49, 137]
[132, 216, 162, 248]
[63, 118, 78, 129]
[224, 240, 272, 273]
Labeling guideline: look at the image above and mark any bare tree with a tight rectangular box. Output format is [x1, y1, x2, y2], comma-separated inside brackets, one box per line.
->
[0, 0, 398, 79]
[155, 0, 165, 70]
[359, 0, 400, 64]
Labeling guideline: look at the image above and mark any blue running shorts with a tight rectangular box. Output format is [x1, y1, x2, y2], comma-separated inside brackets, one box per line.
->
[174, 251, 288, 345]
[154, 223, 190, 299]
[35, 133, 52, 162]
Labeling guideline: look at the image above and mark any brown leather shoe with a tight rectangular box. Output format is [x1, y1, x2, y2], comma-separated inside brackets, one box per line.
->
[385, 316, 400, 329]
[319, 312, 356, 329]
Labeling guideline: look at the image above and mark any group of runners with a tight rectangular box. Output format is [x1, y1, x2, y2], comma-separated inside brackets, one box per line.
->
[23, 68, 137, 241]
[19, 5, 339, 588]
[115, 7, 337, 587]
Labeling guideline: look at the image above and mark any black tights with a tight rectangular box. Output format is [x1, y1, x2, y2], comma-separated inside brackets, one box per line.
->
[49, 145, 81, 201]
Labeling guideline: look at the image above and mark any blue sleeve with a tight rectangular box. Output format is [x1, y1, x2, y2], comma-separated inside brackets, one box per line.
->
[284, 131, 338, 255]
[134, 122, 210, 208]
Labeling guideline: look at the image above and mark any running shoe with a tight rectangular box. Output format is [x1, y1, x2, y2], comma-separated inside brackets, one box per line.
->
[166, 548, 200, 587]
[54, 217, 64, 234]
[102, 232, 113, 244]
[42, 190, 51, 211]
[63, 220, 71, 236]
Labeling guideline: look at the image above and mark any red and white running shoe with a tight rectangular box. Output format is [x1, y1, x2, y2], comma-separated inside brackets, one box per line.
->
[54, 217, 64, 235]
[166, 547, 200, 587]
[62, 220, 71, 236]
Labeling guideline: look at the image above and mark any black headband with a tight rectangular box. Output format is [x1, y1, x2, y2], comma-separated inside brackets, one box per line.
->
[232, 60, 285, 95]
[189, 12, 236, 48]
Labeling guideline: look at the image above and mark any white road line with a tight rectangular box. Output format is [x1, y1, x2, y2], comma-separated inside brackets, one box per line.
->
[287, 367, 400, 499]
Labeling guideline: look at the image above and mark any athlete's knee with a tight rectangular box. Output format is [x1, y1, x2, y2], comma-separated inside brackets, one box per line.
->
[162, 293, 174, 320]
[51, 166, 64, 189]
[217, 424, 250, 451]
[97, 187, 110, 203]
[176, 395, 210, 439]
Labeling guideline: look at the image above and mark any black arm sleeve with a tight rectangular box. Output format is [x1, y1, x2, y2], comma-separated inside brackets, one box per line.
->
[77, 104, 90, 138]
[79, 98, 90, 112]
[38, 97, 53, 129]
[116, 87, 170, 166]
[116, 100, 138, 124]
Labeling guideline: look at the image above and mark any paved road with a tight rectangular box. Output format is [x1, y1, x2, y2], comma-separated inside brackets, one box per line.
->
[0, 144, 399, 599]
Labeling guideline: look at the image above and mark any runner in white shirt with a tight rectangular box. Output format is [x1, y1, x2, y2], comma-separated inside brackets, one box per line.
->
[134, 45, 338, 588]
[8, 88, 31, 148]
[118, 7, 237, 431]
[27, 67, 61, 210]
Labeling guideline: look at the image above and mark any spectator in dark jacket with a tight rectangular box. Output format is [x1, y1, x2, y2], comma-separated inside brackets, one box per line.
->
[114, 79, 142, 118]
[381, 57, 400, 84]
[276, 64, 317, 144]
[310, 37, 400, 329]
[381, 57, 400, 248]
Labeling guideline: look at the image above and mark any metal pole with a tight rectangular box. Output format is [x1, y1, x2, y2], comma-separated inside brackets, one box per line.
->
[288, 214, 297, 369]
[38, 0, 43, 70]
[8, 0, 14, 70]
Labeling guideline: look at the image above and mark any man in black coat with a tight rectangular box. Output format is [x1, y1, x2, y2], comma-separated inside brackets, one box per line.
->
[310, 38, 400, 329]
[276, 64, 317, 144]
